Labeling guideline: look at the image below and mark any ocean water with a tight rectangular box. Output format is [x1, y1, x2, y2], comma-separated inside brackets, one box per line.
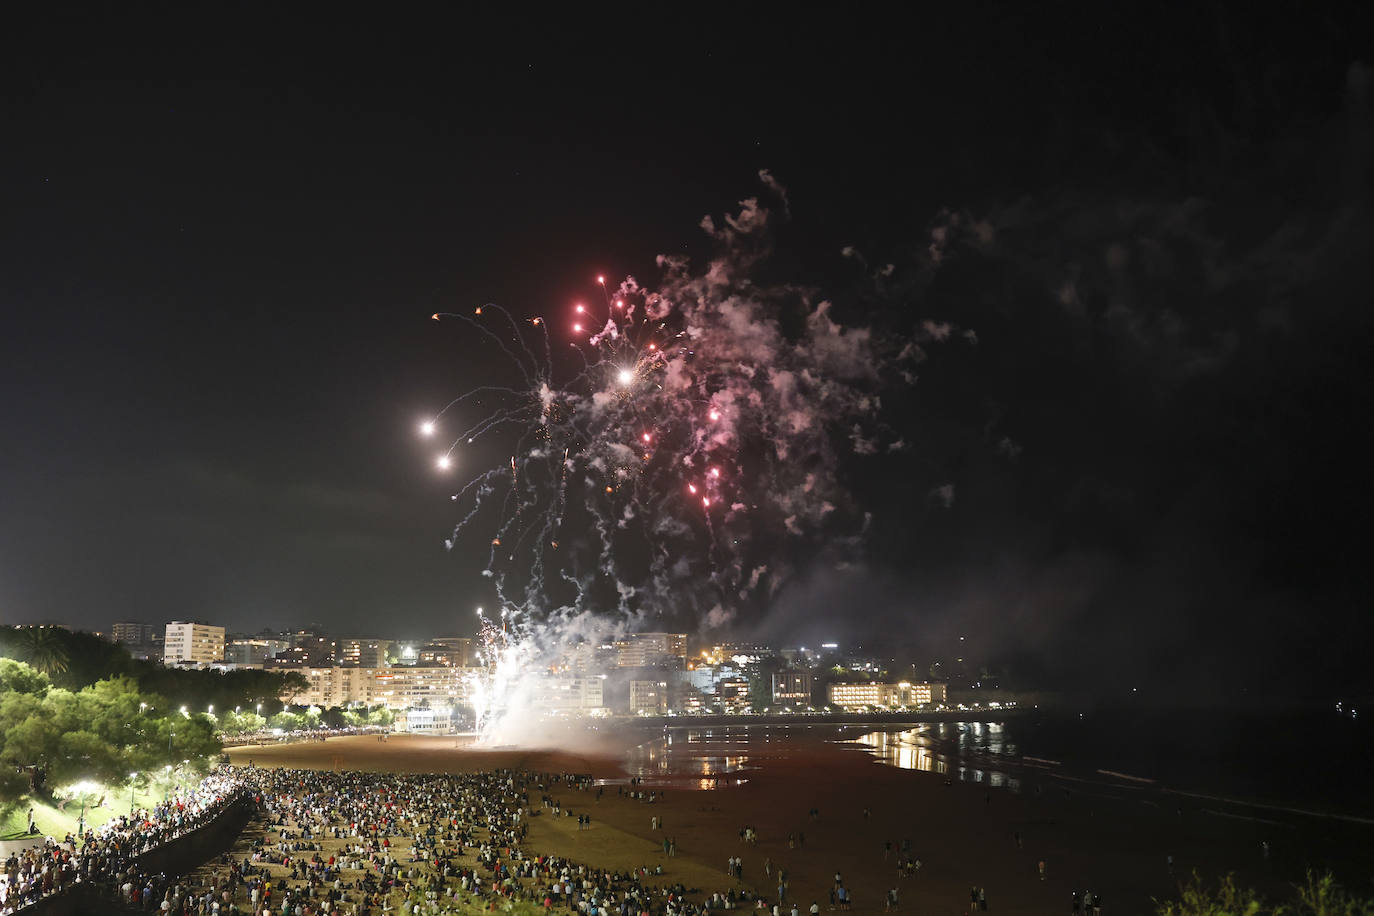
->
[999, 708, 1374, 816]
[628, 710, 1374, 820]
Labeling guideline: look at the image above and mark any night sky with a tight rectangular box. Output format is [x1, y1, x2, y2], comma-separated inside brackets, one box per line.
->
[3, 8, 1371, 705]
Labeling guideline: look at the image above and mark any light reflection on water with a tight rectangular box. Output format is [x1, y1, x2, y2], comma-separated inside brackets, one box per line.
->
[848, 723, 1022, 791]
[611, 727, 757, 789]
[605, 722, 1024, 792]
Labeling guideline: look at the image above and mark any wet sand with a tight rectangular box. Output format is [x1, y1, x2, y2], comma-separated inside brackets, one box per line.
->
[227, 732, 1374, 914]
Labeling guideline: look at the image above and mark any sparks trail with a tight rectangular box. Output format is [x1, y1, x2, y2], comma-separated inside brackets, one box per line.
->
[420, 175, 930, 742]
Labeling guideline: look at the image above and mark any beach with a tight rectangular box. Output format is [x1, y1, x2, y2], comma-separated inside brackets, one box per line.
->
[226, 728, 1374, 914]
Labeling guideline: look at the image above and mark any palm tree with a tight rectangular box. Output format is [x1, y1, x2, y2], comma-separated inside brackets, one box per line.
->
[18, 627, 70, 677]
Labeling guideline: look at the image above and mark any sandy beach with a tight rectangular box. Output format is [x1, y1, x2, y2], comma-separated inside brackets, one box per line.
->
[226, 729, 1374, 914]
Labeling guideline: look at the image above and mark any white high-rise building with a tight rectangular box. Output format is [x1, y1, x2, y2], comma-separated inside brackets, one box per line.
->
[163, 621, 225, 667]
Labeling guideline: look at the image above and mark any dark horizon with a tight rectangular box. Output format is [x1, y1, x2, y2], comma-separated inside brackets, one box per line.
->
[3, 8, 1371, 707]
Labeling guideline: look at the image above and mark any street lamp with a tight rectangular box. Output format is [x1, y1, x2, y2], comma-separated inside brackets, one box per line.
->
[207, 705, 214, 715]
[169, 730, 175, 752]
[129, 772, 138, 815]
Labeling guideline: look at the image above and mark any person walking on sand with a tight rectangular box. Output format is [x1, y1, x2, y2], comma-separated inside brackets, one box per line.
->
[978, 887, 987, 911]
[1038, 860, 1046, 881]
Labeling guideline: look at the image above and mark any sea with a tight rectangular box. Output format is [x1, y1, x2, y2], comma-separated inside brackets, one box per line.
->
[619, 708, 1374, 822]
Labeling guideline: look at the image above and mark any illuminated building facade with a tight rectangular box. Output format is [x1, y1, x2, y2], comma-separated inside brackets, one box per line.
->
[163, 621, 225, 668]
[337, 638, 391, 668]
[615, 633, 687, 669]
[111, 621, 159, 645]
[537, 676, 605, 711]
[629, 679, 669, 714]
[224, 636, 288, 666]
[771, 670, 813, 705]
[718, 676, 752, 712]
[426, 637, 474, 666]
[827, 681, 947, 709]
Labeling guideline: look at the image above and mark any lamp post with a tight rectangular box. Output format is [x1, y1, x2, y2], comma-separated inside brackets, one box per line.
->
[169, 731, 175, 752]
[129, 772, 138, 815]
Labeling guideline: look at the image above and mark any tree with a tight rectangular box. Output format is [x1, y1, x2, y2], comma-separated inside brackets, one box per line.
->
[1292, 869, 1374, 916]
[0, 658, 51, 697]
[53, 730, 123, 786]
[13, 628, 70, 677]
[217, 710, 266, 736]
[1155, 872, 1266, 915]
[268, 710, 306, 731]
[0, 664, 222, 805]
[744, 656, 784, 711]
[0, 628, 135, 688]
[1154, 870, 1374, 916]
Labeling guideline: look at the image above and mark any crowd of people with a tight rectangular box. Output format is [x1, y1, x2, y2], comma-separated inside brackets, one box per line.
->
[1, 769, 248, 914]
[221, 727, 389, 749]
[2, 761, 1020, 916]
[166, 765, 801, 916]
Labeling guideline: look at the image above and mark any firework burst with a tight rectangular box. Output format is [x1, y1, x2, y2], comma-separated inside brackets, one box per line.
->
[422, 176, 916, 741]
